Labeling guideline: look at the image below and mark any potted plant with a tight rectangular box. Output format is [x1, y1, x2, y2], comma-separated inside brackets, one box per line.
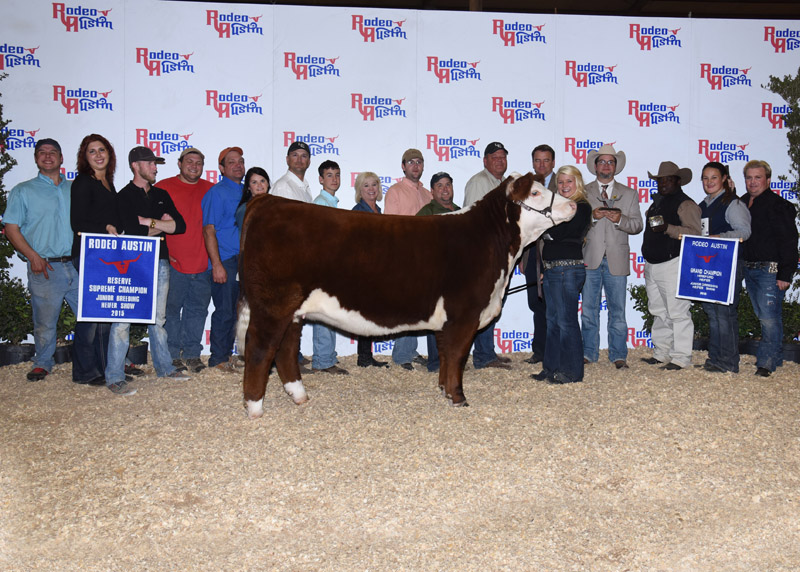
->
[127, 323, 149, 365]
[54, 302, 76, 364]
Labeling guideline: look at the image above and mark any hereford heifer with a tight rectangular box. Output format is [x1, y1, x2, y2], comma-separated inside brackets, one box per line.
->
[237, 172, 575, 418]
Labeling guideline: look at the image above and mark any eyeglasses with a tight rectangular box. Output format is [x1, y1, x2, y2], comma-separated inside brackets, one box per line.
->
[405, 159, 423, 166]
[596, 159, 617, 166]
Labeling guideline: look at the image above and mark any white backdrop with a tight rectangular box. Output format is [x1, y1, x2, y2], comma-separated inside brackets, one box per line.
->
[1, 0, 798, 356]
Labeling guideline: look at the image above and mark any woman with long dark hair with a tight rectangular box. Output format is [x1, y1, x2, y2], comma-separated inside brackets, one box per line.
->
[699, 161, 751, 373]
[70, 134, 121, 388]
[235, 167, 270, 230]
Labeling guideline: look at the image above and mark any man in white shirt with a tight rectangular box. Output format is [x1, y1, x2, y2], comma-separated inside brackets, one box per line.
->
[272, 141, 313, 202]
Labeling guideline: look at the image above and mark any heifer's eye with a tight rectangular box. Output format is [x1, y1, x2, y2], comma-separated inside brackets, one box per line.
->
[530, 190, 539, 197]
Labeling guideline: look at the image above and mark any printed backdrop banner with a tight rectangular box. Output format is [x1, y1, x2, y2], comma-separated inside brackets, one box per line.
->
[1, 0, 797, 354]
[676, 236, 740, 304]
[78, 233, 160, 323]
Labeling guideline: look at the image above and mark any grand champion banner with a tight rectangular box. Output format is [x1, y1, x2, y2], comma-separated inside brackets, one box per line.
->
[77, 233, 161, 323]
[676, 235, 740, 304]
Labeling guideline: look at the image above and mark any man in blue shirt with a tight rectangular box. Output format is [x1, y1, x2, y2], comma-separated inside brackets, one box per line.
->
[3, 138, 79, 382]
[202, 147, 245, 371]
[310, 160, 349, 375]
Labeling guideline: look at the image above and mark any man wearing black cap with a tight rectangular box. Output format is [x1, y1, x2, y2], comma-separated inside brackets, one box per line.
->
[103, 147, 189, 394]
[461, 142, 512, 370]
[464, 141, 508, 207]
[202, 146, 245, 372]
[3, 138, 78, 382]
[272, 141, 313, 203]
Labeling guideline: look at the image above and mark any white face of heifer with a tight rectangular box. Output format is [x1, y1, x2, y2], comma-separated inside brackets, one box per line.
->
[511, 175, 577, 253]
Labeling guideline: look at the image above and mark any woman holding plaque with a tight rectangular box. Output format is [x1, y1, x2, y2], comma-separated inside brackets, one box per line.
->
[351, 172, 388, 367]
[69, 134, 120, 388]
[699, 161, 751, 374]
[531, 165, 592, 385]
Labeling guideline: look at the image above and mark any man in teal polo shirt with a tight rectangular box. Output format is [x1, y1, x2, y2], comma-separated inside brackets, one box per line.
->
[3, 138, 79, 382]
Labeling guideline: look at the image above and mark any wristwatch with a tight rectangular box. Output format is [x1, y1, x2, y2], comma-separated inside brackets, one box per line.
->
[150, 219, 157, 229]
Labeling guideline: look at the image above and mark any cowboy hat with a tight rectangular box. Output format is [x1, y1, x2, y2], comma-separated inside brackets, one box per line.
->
[586, 144, 626, 176]
[647, 161, 692, 186]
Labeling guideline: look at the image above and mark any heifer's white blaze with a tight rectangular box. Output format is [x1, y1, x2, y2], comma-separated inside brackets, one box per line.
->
[296, 290, 448, 335]
[514, 180, 577, 247]
[478, 271, 508, 329]
[284, 380, 308, 404]
[246, 398, 264, 419]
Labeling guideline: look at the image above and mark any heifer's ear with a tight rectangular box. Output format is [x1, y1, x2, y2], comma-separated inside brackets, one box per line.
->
[508, 172, 535, 202]
[532, 172, 545, 186]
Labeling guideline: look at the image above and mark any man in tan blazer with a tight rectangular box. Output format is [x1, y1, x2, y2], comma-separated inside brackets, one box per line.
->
[581, 144, 643, 369]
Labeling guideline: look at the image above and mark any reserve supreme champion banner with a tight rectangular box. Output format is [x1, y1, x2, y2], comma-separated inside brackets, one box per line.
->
[676, 235, 740, 304]
[77, 233, 161, 323]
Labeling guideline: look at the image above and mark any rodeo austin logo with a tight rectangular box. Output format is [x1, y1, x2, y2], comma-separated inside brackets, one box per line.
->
[284, 53, 340, 80]
[698, 140, 750, 163]
[350, 93, 406, 122]
[627, 100, 680, 127]
[771, 180, 797, 201]
[53, 85, 112, 115]
[135, 48, 195, 77]
[492, 97, 545, 124]
[565, 61, 619, 87]
[283, 132, 340, 156]
[425, 134, 480, 162]
[135, 129, 193, 157]
[626, 175, 658, 204]
[206, 10, 263, 38]
[761, 102, 791, 129]
[494, 329, 532, 354]
[351, 15, 407, 42]
[0, 127, 39, 152]
[564, 137, 605, 164]
[491, 19, 546, 47]
[629, 252, 645, 279]
[700, 63, 752, 90]
[426, 57, 481, 84]
[52, 3, 113, 32]
[0, 44, 41, 71]
[628, 24, 682, 51]
[627, 328, 654, 348]
[349, 172, 395, 193]
[205, 90, 263, 119]
[764, 26, 800, 53]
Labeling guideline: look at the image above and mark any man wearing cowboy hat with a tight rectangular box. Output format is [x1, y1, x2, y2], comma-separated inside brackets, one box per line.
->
[581, 144, 644, 369]
[641, 161, 701, 371]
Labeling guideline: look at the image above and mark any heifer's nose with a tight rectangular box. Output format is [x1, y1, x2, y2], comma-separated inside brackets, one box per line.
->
[568, 201, 577, 211]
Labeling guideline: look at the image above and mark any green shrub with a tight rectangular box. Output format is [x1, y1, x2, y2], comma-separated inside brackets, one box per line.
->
[0, 277, 33, 344]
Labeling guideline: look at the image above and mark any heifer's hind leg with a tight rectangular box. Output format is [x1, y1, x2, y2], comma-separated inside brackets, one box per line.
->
[274, 320, 309, 405]
[243, 320, 281, 419]
[436, 327, 473, 407]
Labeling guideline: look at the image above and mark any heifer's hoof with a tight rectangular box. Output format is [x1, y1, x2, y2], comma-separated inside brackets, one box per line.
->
[284, 380, 309, 405]
[245, 399, 264, 419]
[451, 400, 469, 407]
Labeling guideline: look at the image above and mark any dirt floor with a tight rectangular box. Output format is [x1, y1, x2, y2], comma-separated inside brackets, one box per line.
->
[1, 348, 799, 571]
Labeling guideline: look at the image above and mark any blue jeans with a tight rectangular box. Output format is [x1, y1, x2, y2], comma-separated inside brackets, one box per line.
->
[581, 258, 629, 363]
[392, 335, 418, 365]
[472, 320, 499, 368]
[743, 266, 785, 371]
[543, 264, 586, 382]
[426, 333, 439, 372]
[208, 255, 239, 367]
[164, 266, 211, 360]
[27, 260, 79, 372]
[71, 257, 111, 382]
[106, 260, 175, 383]
[702, 260, 742, 372]
[311, 323, 338, 369]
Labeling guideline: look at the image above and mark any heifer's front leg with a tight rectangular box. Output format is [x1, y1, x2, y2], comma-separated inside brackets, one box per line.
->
[242, 321, 280, 419]
[436, 328, 473, 407]
[274, 320, 309, 405]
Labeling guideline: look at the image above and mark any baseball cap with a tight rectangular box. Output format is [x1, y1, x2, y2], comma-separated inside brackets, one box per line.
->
[218, 146, 244, 165]
[430, 172, 453, 187]
[128, 146, 166, 165]
[287, 141, 310, 154]
[402, 148, 424, 163]
[484, 142, 508, 156]
[179, 147, 205, 161]
[34, 138, 62, 154]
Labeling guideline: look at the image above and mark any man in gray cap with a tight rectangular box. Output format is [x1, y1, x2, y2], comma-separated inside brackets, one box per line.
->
[581, 143, 643, 369]
[272, 141, 313, 203]
[641, 161, 701, 371]
[3, 138, 78, 382]
[158, 147, 213, 374]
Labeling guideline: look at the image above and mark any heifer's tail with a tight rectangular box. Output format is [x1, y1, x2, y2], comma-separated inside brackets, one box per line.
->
[236, 297, 251, 356]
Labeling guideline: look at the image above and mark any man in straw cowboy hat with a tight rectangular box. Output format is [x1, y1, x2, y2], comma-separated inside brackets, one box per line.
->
[640, 161, 702, 371]
[581, 143, 643, 370]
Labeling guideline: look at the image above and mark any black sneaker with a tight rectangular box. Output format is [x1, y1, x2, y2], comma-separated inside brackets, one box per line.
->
[26, 367, 49, 382]
[755, 367, 771, 377]
[185, 357, 206, 373]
